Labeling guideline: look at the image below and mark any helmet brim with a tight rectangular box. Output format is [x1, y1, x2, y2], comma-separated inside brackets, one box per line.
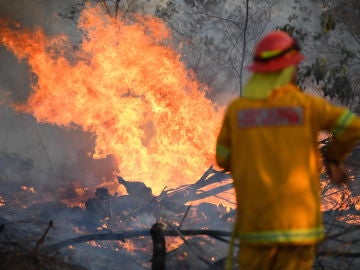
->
[247, 51, 304, 73]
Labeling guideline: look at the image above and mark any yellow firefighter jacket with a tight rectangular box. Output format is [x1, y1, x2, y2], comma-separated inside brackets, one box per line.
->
[216, 83, 360, 244]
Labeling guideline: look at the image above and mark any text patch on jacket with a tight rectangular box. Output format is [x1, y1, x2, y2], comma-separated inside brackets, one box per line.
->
[237, 106, 304, 128]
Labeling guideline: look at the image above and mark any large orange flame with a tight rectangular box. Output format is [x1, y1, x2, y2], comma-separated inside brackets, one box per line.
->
[0, 6, 223, 194]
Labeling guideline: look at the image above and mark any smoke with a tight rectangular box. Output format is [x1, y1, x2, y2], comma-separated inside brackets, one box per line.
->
[0, 0, 119, 197]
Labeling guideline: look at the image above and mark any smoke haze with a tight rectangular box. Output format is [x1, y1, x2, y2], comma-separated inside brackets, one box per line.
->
[0, 0, 118, 196]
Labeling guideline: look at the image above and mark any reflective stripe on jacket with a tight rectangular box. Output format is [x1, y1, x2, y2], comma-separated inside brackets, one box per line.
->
[216, 83, 360, 244]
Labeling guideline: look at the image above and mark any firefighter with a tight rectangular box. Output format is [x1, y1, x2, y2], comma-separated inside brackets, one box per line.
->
[216, 30, 360, 270]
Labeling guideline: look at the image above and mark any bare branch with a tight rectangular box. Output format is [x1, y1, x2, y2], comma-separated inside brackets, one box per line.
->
[239, 0, 249, 96]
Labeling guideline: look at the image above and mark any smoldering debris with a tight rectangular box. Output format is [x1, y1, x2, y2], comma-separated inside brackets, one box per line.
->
[1, 165, 360, 269]
[0, 167, 233, 270]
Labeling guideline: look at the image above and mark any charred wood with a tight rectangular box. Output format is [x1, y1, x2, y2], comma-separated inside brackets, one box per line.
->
[0, 247, 87, 270]
[160, 166, 232, 205]
[178, 205, 192, 229]
[151, 221, 167, 270]
[33, 220, 53, 255]
[0, 223, 86, 270]
[192, 183, 234, 202]
[317, 251, 360, 258]
[118, 176, 153, 198]
[43, 229, 232, 251]
[167, 223, 213, 267]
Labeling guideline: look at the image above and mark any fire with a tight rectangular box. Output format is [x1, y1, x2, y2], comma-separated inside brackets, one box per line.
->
[20, 185, 37, 193]
[119, 240, 137, 253]
[88, 240, 103, 248]
[0, 5, 223, 194]
[0, 195, 5, 206]
[166, 237, 183, 252]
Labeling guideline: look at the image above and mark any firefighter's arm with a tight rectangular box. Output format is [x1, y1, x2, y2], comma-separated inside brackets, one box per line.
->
[323, 158, 348, 185]
[324, 114, 360, 184]
[322, 108, 360, 184]
[326, 111, 360, 161]
[216, 112, 231, 171]
[310, 95, 360, 184]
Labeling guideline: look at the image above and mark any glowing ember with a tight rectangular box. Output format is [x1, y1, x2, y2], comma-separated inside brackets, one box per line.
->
[97, 224, 109, 231]
[0, 5, 223, 194]
[119, 240, 137, 253]
[0, 195, 5, 206]
[20, 185, 36, 194]
[166, 237, 183, 252]
[75, 187, 89, 196]
[88, 240, 103, 248]
[337, 215, 360, 224]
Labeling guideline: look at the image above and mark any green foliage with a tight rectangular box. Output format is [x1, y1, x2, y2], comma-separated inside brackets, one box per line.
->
[303, 61, 352, 104]
[184, 0, 224, 11]
[280, 2, 359, 110]
[299, 45, 356, 107]
[276, 23, 307, 43]
[58, 2, 86, 22]
[325, 70, 353, 104]
[320, 12, 336, 33]
[155, 1, 177, 20]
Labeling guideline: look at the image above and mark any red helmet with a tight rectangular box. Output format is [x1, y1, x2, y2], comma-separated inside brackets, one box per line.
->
[247, 31, 304, 72]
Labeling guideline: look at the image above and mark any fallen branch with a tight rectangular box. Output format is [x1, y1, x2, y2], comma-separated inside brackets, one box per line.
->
[43, 229, 232, 251]
[161, 166, 232, 204]
[167, 223, 213, 267]
[33, 220, 53, 255]
[317, 251, 360, 258]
